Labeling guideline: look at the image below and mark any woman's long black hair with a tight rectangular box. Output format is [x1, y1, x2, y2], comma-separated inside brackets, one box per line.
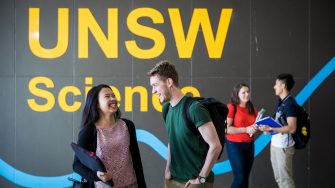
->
[230, 83, 256, 115]
[81, 84, 121, 128]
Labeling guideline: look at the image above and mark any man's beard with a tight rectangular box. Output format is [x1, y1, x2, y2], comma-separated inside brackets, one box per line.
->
[161, 92, 171, 103]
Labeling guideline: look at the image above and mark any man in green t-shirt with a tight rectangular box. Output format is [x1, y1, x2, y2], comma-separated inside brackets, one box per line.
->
[148, 60, 222, 188]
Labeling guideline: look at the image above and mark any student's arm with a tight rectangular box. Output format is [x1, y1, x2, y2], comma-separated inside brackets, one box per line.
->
[185, 122, 222, 187]
[227, 117, 245, 133]
[227, 117, 257, 135]
[72, 127, 100, 182]
[198, 122, 222, 176]
[226, 104, 246, 134]
[260, 101, 298, 134]
[226, 104, 257, 135]
[260, 117, 297, 134]
[165, 143, 171, 180]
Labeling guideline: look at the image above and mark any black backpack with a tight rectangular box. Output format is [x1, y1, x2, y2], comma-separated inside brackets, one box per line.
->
[292, 106, 311, 149]
[162, 96, 228, 159]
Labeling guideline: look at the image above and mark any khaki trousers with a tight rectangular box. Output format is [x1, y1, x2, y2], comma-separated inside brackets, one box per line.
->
[165, 179, 213, 188]
[271, 145, 295, 188]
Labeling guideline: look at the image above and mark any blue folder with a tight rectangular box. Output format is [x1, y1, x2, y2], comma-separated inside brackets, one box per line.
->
[256, 116, 282, 135]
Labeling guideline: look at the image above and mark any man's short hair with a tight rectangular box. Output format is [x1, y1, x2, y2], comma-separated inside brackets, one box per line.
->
[147, 60, 179, 87]
[277, 73, 295, 91]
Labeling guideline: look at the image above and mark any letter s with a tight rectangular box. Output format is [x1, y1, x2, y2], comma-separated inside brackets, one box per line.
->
[27, 76, 55, 112]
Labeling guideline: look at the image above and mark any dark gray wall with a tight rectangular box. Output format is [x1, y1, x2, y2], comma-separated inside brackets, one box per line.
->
[0, 0, 334, 187]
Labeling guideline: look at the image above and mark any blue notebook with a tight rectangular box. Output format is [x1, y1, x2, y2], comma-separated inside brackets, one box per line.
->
[256, 116, 282, 135]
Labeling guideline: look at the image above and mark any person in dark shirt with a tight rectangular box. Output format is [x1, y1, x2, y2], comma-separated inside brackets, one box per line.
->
[259, 74, 299, 188]
[148, 60, 222, 188]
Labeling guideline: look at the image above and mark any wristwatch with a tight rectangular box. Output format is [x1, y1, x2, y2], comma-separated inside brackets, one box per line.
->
[269, 127, 273, 132]
[198, 176, 206, 184]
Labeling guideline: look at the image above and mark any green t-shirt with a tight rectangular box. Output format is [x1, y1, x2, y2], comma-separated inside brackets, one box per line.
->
[165, 96, 214, 183]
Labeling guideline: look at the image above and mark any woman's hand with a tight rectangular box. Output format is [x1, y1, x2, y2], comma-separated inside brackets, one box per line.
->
[246, 124, 258, 135]
[97, 171, 112, 182]
[258, 125, 272, 134]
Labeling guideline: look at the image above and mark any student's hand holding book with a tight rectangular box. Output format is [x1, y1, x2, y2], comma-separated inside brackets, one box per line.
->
[246, 124, 258, 136]
[256, 116, 282, 135]
[249, 108, 266, 137]
[258, 124, 273, 134]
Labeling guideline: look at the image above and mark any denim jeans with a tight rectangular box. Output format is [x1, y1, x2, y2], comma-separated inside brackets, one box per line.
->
[227, 140, 254, 188]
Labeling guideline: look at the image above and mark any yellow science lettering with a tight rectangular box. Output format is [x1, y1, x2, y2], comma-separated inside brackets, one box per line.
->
[169, 8, 232, 58]
[125, 86, 148, 112]
[27, 76, 201, 113]
[84, 77, 121, 108]
[29, 8, 69, 58]
[58, 86, 82, 112]
[27, 76, 55, 112]
[126, 8, 165, 59]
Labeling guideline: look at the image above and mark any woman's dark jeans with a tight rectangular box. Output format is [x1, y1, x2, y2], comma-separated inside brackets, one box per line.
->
[227, 140, 254, 188]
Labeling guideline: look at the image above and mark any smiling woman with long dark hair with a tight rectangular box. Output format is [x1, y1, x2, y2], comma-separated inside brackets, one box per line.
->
[226, 83, 258, 188]
[73, 84, 146, 188]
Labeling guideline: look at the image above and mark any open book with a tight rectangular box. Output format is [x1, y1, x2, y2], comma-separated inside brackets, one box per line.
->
[255, 116, 282, 135]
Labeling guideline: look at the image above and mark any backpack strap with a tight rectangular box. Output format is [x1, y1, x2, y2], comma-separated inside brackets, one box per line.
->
[162, 102, 170, 122]
[183, 96, 201, 136]
[277, 95, 295, 147]
[162, 96, 201, 136]
[233, 104, 237, 123]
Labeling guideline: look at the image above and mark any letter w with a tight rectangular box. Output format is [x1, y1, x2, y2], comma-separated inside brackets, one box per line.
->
[169, 8, 232, 59]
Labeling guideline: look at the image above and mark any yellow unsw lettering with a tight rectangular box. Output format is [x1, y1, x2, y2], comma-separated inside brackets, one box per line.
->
[28, 7, 232, 59]
[29, 8, 69, 58]
[78, 8, 118, 58]
[169, 8, 232, 58]
[126, 8, 165, 59]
